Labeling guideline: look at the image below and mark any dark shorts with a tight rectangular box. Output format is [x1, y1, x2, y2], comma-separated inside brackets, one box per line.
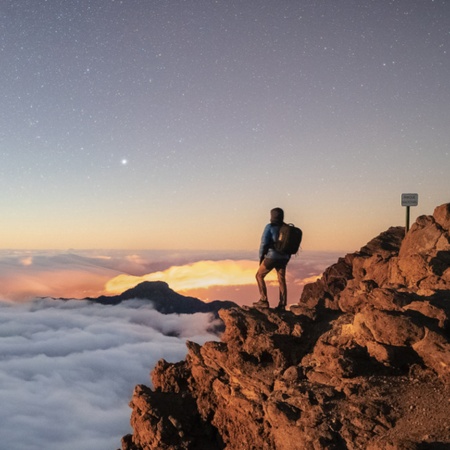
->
[262, 258, 288, 270]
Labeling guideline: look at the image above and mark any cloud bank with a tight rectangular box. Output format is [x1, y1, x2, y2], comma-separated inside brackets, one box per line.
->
[0, 250, 340, 306]
[0, 298, 220, 450]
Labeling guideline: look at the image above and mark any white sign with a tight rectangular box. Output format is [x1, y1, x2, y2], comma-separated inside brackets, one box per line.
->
[401, 193, 418, 207]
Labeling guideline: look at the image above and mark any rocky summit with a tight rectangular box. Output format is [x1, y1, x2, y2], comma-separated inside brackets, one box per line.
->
[120, 203, 450, 450]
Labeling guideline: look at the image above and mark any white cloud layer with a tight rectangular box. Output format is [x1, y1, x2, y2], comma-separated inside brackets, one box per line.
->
[0, 298, 220, 450]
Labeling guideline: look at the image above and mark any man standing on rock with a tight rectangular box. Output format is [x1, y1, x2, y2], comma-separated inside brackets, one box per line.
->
[253, 207, 290, 311]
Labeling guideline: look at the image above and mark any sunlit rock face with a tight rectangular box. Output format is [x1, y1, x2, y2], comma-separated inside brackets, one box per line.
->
[121, 204, 450, 450]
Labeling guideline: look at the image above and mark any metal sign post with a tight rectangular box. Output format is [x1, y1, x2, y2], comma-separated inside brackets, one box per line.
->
[401, 193, 418, 234]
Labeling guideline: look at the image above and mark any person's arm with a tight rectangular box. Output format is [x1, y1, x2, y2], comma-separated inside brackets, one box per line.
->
[259, 224, 272, 263]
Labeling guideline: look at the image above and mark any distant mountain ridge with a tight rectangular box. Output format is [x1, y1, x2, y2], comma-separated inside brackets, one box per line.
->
[88, 280, 237, 315]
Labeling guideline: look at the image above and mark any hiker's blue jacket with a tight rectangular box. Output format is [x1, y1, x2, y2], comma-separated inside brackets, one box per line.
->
[259, 223, 291, 261]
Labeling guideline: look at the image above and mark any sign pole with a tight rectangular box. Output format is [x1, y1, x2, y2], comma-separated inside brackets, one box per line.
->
[405, 205, 410, 233]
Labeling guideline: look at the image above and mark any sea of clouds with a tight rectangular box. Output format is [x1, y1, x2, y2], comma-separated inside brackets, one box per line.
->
[0, 249, 341, 449]
[0, 297, 221, 450]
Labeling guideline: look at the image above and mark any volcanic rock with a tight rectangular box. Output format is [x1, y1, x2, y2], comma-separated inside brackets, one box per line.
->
[120, 203, 450, 450]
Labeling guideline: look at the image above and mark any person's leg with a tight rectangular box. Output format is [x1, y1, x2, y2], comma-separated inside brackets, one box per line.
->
[253, 258, 277, 307]
[275, 263, 287, 308]
[255, 259, 275, 305]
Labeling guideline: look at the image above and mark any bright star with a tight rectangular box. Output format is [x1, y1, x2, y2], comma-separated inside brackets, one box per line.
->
[121, 159, 128, 165]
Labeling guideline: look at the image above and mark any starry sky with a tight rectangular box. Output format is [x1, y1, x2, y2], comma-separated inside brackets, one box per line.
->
[1, 0, 449, 252]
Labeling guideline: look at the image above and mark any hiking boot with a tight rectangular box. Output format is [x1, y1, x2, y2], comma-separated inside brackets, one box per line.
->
[253, 299, 269, 309]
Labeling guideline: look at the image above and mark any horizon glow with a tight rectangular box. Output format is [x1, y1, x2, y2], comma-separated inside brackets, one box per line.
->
[0, 249, 340, 306]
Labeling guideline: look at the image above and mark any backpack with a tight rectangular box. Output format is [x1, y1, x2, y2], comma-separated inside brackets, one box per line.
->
[274, 223, 303, 255]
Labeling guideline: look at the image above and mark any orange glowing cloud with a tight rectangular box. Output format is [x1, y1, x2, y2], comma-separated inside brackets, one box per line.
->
[296, 274, 322, 285]
[104, 259, 278, 295]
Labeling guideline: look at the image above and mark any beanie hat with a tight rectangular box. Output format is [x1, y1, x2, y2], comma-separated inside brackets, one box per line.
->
[270, 207, 284, 224]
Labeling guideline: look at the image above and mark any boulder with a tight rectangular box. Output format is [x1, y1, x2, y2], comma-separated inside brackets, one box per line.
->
[300, 226, 405, 313]
[353, 309, 425, 347]
[413, 330, 450, 382]
[392, 205, 450, 290]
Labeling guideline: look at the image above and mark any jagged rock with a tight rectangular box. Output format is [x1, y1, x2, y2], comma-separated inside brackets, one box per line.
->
[300, 254, 355, 311]
[353, 309, 425, 347]
[123, 384, 219, 450]
[121, 204, 450, 450]
[339, 286, 412, 313]
[390, 204, 450, 290]
[300, 226, 405, 313]
[403, 297, 450, 330]
[434, 202, 450, 230]
[413, 330, 450, 382]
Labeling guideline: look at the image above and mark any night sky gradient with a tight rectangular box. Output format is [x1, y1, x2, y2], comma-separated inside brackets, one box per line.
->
[1, 0, 449, 251]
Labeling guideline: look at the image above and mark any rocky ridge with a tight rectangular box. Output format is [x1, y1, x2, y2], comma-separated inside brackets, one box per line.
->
[121, 203, 450, 450]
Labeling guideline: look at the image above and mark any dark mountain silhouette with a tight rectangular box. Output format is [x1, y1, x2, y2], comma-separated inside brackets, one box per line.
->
[88, 280, 237, 316]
